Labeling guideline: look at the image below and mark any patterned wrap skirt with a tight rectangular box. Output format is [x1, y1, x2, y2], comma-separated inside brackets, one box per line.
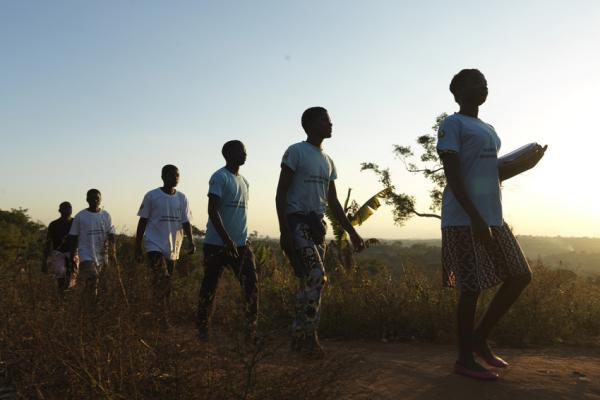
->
[441, 223, 531, 292]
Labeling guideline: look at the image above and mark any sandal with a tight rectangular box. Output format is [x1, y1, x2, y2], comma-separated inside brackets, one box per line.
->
[473, 336, 509, 368]
[454, 361, 499, 381]
[474, 350, 509, 368]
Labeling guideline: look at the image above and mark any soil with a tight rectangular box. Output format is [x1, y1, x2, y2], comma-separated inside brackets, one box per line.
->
[325, 340, 600, 400]
[171, 325, 600, 400]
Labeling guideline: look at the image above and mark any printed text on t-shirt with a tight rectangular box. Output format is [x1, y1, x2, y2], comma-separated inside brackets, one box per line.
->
[304, 175, 329, 184]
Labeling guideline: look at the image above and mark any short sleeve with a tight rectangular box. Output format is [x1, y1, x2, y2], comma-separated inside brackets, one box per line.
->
[137, 192, 152, 218]
[243, 177, 250, 201]
[489, 125, 502, 153]
[69, 216, 80, 236]
[181, 194, 192, 223]
[436, 116, 462, 155]
[208, 171, 226, 198]
[281, 145, 300, 171]
[329, 157, 337, 181]
[105, 212, 116, 234]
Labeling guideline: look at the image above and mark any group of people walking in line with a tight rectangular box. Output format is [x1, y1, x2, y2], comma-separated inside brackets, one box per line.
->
[40, 69, 547, 381]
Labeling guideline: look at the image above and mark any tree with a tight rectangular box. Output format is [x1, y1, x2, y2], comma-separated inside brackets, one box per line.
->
[361, 113, 448, 225]
[0, 208, 45, 265]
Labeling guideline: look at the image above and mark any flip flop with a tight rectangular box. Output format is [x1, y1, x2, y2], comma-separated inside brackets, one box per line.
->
[454, 362, 499, 381]
[474, 351, 509, 368]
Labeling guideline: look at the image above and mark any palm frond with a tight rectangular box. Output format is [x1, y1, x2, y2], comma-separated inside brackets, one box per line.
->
[349, 188, 391, 226]
[324, 203, 346, 243]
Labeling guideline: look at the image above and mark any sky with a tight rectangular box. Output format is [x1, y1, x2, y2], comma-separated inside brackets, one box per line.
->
[1, 0, 599, 239]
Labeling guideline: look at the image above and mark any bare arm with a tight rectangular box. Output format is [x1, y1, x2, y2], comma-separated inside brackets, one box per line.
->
[208, 195, 232, 244]
[327, 181, 365, 252]
[207, 194, 236, 256]
[68, 234, 79, 262]
[182, 221, 196, 255]
[107, 233, 117, 264]
[135, 217, 148, 259]
[440, 152, 492, 242]
[275, 165, 295, 254]
[41, 230, 52, 273]
[498, 163, 521, 182]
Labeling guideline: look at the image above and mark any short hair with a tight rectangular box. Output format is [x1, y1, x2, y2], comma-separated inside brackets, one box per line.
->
[86, 188, 101, 198]
[161, 164, 178, 177]
[222, 140, 243, 159]
[301, 107, 328, 133]
[449, 69, 483, 97]
[59, 201, 71, 210]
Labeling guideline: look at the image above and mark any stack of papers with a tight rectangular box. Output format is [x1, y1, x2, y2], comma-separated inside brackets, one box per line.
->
[498, 143, 539, 166]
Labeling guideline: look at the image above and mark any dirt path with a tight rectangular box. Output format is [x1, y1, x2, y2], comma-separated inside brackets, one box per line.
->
[323, 340, 600, 400]
[168, 326, 599, 399]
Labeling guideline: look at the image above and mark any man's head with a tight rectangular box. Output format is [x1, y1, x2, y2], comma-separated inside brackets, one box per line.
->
[86, 189, 101, 209]
[222, 140, 247, 166]
[58, 201, 72, 218]
[301, 107, 332, 139]
[450, 69, 488, 106]
[161, 164, 180, 188]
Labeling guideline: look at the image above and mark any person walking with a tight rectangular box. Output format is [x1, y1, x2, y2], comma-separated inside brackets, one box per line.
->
[437, 69, 547, 380]
[197, 141, 258, 343]
[276, 107, 365, 358]
[42, 201, 78, 295]
[69, 189, 117, 304]
[135, 164, 195, 328]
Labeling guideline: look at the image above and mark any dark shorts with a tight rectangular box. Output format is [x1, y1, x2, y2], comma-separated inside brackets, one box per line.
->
[441, 223, 531, 292]
[202, 244, 255, 271]
[147, 251, 175, 277]
[79, 260, 100, 279]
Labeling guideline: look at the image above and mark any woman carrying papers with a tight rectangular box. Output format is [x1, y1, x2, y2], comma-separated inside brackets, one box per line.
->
[436, 69, 547, 380]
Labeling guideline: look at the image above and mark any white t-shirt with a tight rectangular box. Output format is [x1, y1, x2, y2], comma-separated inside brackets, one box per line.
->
[69, 209, 116, 265]
[281, 141, 337, 215]
[137, 188, 192, 260]
[204, 167, 249, 247]
[436, 113, 503, 227]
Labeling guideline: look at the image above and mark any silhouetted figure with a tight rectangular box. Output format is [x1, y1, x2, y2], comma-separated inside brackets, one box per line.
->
[196, 141, 258, 343]
[135, 165, 195, 329]
[42, 202, 78, 295]
[437, 69, 547, 380]
[69, 189, 117, 305]
[276, 107, 365, 359]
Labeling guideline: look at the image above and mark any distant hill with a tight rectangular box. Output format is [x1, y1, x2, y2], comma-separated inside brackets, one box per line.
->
[515, 235, 600, 256]
[515, 236, 600, 275]
[354, 236, 600, 276]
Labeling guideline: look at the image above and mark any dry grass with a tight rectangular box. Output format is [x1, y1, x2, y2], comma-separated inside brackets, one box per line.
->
[1, 237, 600, 398]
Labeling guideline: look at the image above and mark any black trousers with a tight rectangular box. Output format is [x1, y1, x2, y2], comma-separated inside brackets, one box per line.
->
[196, 244, 258, 331]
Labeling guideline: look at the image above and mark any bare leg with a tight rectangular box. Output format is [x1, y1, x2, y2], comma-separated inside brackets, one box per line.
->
[457, 290, 488, 371]
[474, 273, 531, 354]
